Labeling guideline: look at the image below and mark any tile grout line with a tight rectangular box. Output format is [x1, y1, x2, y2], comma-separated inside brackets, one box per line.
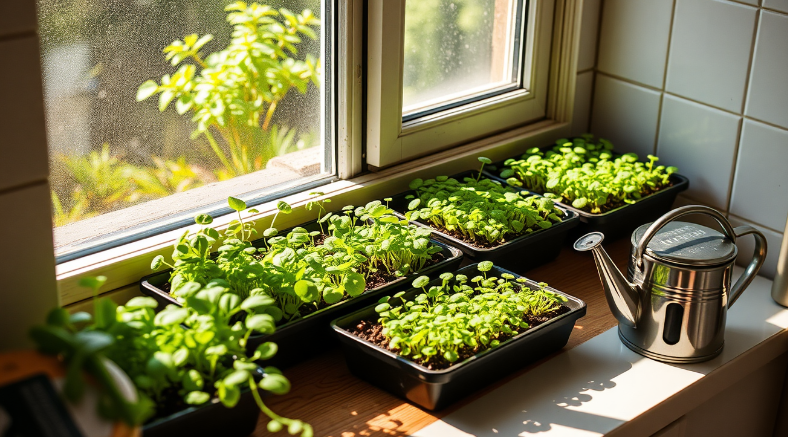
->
[728, 212, 784, 235]
[726, 9, 761, 215]
[653, 0, 678, 156]
[595, 72, 788, 133]
[587, 0, 606, 133]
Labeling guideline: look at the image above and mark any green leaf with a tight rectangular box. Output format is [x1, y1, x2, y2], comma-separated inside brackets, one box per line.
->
[195, 214, 214, 225]
[223, 370, 250, 387]
[217, 383, 240, 408]
[136, 80, 159, 101]
[124, 296, 158, 310]
[478, 156, 492, 165]
[94, 298, 117, 329]
[477, 261, 494, 272]
[294, 280, 319, 302]
[412, 276, 430, 288]
[185, 391, 210, 405]
[151, 255, 165, 270]
[259, 373, 291, 395]
[228, 196, 246, 212]
[409, 179, 424, 190]
[343, 273, 366, 297]
[241, 294, 276, 311]
[277, 201, 292, 214]
[154, 307, 189, 326]
[79, 276, 107, 292]
[255, 342, 278, 360]
[246, 314, 276, 334]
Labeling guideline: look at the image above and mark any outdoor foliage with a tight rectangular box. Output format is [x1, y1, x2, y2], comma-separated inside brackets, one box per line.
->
[499, 135, 679, 214]
[153, 195, 442, 323]
[375, 262, 566, 366]
[30, 277, 311, 434]
[137, 1, 321, 179]
[405, 158, 564, 246]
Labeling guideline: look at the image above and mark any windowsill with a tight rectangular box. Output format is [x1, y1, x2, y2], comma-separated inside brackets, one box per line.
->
[57, 118, 568, 306]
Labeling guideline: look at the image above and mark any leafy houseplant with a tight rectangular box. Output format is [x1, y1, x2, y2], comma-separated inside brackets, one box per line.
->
[137, 1, 322, 179]
[498, 135, 679, 214]
[404, 158, 565, 248]
[152, 195, 444, 325]
[31, 276, 311, 435]
[359, 261, 567, 370]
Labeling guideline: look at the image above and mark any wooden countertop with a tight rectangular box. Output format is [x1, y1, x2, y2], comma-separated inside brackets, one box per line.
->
[258, 238, 630, 437]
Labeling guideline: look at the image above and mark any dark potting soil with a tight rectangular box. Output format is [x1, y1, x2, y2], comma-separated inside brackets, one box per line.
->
[348, 305, 571, 371]
[146, 386, 188, 423]
[422, 221, 541, 250]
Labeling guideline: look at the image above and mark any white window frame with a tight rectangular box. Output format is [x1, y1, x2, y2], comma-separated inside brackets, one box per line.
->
[57, 0, 583, 306]
[365, 0, 559, 168]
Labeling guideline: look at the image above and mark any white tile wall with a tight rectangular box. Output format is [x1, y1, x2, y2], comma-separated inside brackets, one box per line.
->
[591, 0, 788, 279]
[730, 120, 788, 231]
[597, 0, 674, 88]
[729, 215, 784, 279]
[591, 74, 662, 158]
[657, 95, 741, 210]
[666, 0, 757, 113]
[745, 11, 788, 130]
[764, 0, 788, 13]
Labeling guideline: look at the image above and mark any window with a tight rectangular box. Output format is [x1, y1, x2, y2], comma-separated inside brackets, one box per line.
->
[45, 0, 583, 297]
[39, 0, 334, 260]
[366, 0, 555, 168]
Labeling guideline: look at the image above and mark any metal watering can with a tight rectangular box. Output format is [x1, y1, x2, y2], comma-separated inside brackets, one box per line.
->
[574, 205, 767, 363]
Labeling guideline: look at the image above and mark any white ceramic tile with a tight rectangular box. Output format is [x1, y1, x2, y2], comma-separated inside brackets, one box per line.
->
[0, 37, 50, 191]
[730, 120, 788, 231]
[729, 215, 783, 279]
[597, 0, 674, 88]
[666, 0, 757, 113]
[764, 0, 788, 13]
[591, 75, 661, 158]
[577, 0, 601, 72]
[0, 1, 36, 38]
[656, 95, 741, 210]
[745, 11, 788, 130]
[0, 183, 58, 349]
[571, 71, 594, 136]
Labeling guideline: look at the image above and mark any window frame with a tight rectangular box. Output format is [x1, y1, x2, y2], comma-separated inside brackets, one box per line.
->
[57, 0, 584, 307]
[365, 0, 557, 169]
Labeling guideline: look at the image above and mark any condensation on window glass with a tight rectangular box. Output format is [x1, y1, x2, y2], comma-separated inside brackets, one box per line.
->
[402, 0, 521, 117]
[38, 0, 326, 242]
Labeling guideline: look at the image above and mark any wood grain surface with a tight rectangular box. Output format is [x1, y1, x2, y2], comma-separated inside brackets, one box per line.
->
[257, 238, 632, 437]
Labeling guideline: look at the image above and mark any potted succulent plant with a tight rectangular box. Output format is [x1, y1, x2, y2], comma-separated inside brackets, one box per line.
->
[388, 159, 579, 272]
[141, 195, 462, 368]
[331, 262, 586, 410]
[489, 135, 689, 237]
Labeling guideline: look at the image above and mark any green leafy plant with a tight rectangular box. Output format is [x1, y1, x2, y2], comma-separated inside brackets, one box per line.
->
[31, 277, 311, 434]
[126, 156, 215, 202]
[137, 2, 321, 179]
[499, 134, 679, 214]
[405, 158, 564, 246]
[372, 262, 566, 369]
[153, 195, 443, 324]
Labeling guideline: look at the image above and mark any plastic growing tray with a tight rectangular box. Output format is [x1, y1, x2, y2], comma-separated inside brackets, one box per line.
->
[331, 264, 586, 410]
[142, 367, 264, 437]
[388, 170, 580, 274]
[139, 219, 463, 369]
[486, 156, 689, 239]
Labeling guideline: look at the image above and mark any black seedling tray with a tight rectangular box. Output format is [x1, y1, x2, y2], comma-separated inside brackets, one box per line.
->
[389, 170, 579, 274]
[143, 367, 264, 437]
[140, 219, 463, 369]
[487, 155, 689, 239]
[331, 264, 586, 411]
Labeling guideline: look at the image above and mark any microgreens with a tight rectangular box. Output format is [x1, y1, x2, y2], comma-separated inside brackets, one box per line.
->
[499, 135, 678, 213]
[374, 263, 567, 367]
[404, 159, 564, 246]
[31, 279, 310, 434]
[153, 195, 442, 324]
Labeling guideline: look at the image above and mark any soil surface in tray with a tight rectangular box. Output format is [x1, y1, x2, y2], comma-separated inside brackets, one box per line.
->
[423, 221, 543, 250]
[348, 305, 571, 370]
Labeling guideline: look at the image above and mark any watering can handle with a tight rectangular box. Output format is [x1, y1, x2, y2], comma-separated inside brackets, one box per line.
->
[729, 226, 767, 308]
[634, 205, 736, 269]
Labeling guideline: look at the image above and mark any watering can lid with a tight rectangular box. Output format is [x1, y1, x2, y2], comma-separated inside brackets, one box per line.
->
[632, 221, 737, 266]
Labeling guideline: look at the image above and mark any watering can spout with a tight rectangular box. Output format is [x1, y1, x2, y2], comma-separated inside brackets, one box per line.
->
[574, 232, 640, 328]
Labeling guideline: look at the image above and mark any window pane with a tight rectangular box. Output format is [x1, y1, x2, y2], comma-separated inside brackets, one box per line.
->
[38, 0, 331, 257]
[402, 0, 523, 118]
